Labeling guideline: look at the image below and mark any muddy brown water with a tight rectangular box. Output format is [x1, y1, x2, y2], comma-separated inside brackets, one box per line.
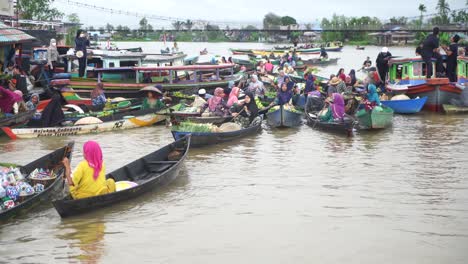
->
[1, 43, 467, 263]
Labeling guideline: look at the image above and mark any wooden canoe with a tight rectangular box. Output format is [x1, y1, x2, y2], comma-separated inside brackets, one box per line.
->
[1, 108, 168, 140]
[356, 106, 394, 130]
[52, 136, 190, 218]
[305, 112, 356, 136]
[0, 142, 74, 222]
[171, 120, 262, 148]
[266, 105, 303, 128]
[0, 111, 35, 128]
[443, 104, 468, 114]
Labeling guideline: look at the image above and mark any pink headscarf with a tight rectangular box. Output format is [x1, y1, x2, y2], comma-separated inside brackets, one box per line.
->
[226, 87, 240, 107]
[208, 88, 224, 112]
[331, 93, 345, 120]
[0, 87, 22, 113]
[83, 141, 103, 180]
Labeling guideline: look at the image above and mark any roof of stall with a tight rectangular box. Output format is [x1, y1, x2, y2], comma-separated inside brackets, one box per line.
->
[0, 23, 36, 45]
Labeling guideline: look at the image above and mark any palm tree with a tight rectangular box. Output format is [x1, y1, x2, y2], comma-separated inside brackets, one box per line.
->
[436, 0, 451, 24]
[185, 20, 194, 31]
[172, 21, 184, 31]
[418, 4, 426, 20]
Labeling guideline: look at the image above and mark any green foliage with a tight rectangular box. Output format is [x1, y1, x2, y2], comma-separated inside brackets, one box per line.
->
[184, 20, 194, 31]
[433, 0, 451, 24]
[451, 10, 468, 23]
[263, 12, 282, 29]
[18, 0, 63, 20]
[389, 16, 408, 25]
[172, 21, 185, 30]
[320, 14, 381, 43]
[281, 16, 297, 26]
[65, 13, 80, 45]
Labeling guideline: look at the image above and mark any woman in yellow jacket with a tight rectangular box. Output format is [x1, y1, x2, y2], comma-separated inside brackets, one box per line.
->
[63, 141, 116, 199]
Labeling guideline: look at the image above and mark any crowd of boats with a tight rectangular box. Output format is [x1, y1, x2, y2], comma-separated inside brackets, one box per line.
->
[1, 36, 467, 221]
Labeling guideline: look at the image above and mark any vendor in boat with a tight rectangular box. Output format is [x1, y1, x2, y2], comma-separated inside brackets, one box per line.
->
[246, 75, 266, 99]
[319, 93, 345, 122]
[304, 74, 315, 100]
[26, 93, 40, 111]
[201, 87, 229, 117]
[337, 68, 346, 82]
[376, 47, 392, 86]
[62, 141, 116, 200]
[91, 83, 106, 108]
[12, 90, 28, 114]
[275, 70, 287, 90]
[273, 80, 294, 106]
[0, 86, 22, 116]
[363, 56, 372, 68]
[348, 69, 357, 87]
[364, 82, 382, 110]
[441, 34, 460, 82]
[283, 63, 296, 75]
[226, 86, 240, 108]
[319, 47, 328, 60]
[41, 90, 66, 127]
[231, 92, 260, 127]
[327, 77, 341, 97]
[142, 86, 166, 111]
[265, 59, 274, 74]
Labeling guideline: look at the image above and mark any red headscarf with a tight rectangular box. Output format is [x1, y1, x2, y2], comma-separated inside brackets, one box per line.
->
[83, 141, 103, 180]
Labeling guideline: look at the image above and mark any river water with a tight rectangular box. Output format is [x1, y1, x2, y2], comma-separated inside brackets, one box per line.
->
[1, 43, 468, 264]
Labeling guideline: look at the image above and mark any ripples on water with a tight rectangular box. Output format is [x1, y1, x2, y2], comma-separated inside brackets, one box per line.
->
[1, 45, 468, 263]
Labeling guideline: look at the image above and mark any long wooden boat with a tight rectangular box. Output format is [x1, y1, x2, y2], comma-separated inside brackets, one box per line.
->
[387, 57, 463, 112]
[381, 97, 427, 114]
[305, 112, 356, 136]
[266, 105, 303, 128]
[442, 104, 468, 114]
[68, 64, 245, 98]
[0, 111, 35, 128]
[0, 142, 74, 222]
[356, 106, 394, 130]
[302, 58, 339, 66]
[171, 121, 262, 148]
[52, 136, 190, 218]
[1, 108, 167, 140]
[230, 46, 343, 56]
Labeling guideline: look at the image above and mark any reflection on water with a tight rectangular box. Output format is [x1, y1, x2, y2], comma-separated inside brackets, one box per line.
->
[1, 44, 468, 263]
[56, 218, 106, 264]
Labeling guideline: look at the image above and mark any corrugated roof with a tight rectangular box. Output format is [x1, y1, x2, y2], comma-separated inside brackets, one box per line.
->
[0, 23, 35, 45]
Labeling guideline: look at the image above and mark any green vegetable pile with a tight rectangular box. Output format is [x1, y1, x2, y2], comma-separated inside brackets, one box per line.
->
[172, 121, 217, 133]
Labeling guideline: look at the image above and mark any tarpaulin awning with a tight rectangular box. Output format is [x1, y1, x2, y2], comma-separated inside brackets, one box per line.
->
[0, 22, 35, 45]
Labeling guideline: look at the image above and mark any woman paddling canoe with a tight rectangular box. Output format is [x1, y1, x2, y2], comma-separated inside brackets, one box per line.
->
[62, 141, 116, 199]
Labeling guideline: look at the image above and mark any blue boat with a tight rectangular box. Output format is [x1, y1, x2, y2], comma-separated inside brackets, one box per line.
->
[381, 97, 428, 114]
[266, 105, 303, 128]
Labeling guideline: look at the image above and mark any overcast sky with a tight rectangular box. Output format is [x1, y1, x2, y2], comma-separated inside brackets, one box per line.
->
[53, 0, 467, 28]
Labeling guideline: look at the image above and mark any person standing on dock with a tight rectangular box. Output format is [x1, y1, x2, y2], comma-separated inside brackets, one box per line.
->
[376, 47, 392, 87]
[442, 34, 460, 82]
[75, 30, 90, 78]
[421, 27, 440, 79]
